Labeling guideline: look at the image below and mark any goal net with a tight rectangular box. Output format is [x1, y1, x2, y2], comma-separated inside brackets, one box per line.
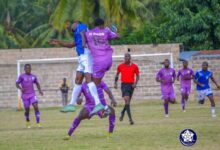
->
[17, 53, 173, 109]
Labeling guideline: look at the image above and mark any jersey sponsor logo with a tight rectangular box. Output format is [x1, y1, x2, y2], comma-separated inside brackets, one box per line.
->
[179, 129, 197, 146]
[88, 32, 105, 36]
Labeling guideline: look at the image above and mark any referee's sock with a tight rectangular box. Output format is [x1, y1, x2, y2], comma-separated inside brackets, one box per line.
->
[125, 104, 133, 122]
[119, 105, 126, 121]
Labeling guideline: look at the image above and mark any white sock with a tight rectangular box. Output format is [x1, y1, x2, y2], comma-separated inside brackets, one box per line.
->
[211, 106, 216, 115]
[69, 84, 82, 105]
[87, 82, 101, 105]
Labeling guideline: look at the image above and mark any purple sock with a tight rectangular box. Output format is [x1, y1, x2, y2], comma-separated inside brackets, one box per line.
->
[25, 112, 29, 122]
[164, 102, 169, 114]
[68, 118, 81, 136]
[35, 111, 40, 123]
[109, 114, 115, 133]
[181, 97, 185, 110]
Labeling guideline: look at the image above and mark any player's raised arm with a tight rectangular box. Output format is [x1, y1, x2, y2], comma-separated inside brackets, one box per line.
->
[49, 39, 75, 48]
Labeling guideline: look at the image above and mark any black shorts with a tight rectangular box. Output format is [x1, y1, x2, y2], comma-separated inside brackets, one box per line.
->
[121, 83, 134, 97]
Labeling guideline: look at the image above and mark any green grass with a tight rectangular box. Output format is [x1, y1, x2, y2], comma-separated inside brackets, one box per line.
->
[0, 100, 220, 150]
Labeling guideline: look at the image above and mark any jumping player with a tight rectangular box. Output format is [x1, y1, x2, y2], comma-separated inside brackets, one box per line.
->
[63, 81, 117, 140]
[114, 53, 139, 125]
[49, 21, 104, 114]
[194, 61, 220, 117]
[16, 64, 43, 128]
[156, 59, 176, 117]
[177, 60, 194, 112]
[85, 19, 119, 86]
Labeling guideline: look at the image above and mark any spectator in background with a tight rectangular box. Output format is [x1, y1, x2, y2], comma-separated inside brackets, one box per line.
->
[60, 78, 69, 106]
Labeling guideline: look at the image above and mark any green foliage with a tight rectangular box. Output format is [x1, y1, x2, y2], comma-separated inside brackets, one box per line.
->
[159, 0, 220, 50]
[1, 0, 220, 50]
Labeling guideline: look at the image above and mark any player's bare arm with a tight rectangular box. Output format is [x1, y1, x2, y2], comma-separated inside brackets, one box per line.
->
[104, 88, 117, 107]
[210, 76, 220, 89]
[114, 72, 119, 89]
[36, 83, 43, 96]
[80, 30, 87, 48]
[49, 39, 75, 48]
[16, 83, 23, 92]
[132, 74, 139, 88]
[193, 78, 204, 87]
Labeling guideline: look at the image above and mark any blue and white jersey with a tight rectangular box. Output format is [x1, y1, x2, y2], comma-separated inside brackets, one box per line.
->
[195, 70, 213, 90]
[73, 23, 88, 56]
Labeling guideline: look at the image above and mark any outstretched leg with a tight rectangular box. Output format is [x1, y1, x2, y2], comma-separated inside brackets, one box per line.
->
[64, 108, 89, 140]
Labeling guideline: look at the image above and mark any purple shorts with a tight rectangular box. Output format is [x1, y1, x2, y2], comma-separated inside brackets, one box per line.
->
[92, 60, 112, 79]
[161, 86, 176, 100]
[180, 85, 191, 95]
[22, 93, 38, 108]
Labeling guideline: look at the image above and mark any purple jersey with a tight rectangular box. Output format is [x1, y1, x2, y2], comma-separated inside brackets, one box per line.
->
[177, 68, 194, 87]
[156, 68, 176, 86]
[156, 68, 176, 100]
[16, 73, 39, 94]
[85, 27, 118, 63]
[81, 81, 108, 106]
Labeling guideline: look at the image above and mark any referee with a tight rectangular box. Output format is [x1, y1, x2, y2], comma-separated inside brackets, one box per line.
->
[114, 53, 140, 125]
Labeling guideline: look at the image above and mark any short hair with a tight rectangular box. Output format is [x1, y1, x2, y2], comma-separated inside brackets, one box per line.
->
[164, 59, 170, 62]
[24, 64, 31, 68]
[202, 61, 208, 66]
[124, 53, 131, 57]
[94, 18, 104, 26]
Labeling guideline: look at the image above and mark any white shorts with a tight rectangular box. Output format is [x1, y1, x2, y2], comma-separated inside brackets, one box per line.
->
[197, 88, 213, 101]
[76, 48, 93, 73]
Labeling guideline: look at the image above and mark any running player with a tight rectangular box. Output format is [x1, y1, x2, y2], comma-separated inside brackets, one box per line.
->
[114, 53, 139, 125]
[156, 59, 176, 117]
[63, 81, 117, 140]
[85, 18, 119, 114]
[49, 21, 104, 114]
[16, 64, 43, 128]
[177, 60, 194, 112]
[194, 61, 220, 117]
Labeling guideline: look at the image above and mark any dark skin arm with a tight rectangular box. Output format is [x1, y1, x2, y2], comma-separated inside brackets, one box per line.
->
[132, 74, 139, 88]
[36, 83, 43, 96]
[16, 83, 24, 92]
[49, 39, 75, 48]
[80, 30, 87, 48]
[104, 88, 117, 107]
[211, 76, 220, 89]
[114, 72, 120, 89]
[193, 78, 204, 87]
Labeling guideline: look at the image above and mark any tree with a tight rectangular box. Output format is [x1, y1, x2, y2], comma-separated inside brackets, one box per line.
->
[159, 0, 220, 50]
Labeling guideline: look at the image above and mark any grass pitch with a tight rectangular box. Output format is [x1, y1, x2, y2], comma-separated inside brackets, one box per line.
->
[0, 100, 220, 150]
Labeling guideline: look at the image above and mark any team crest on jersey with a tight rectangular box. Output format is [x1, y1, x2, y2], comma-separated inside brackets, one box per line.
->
[179, 129, 197, 146]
